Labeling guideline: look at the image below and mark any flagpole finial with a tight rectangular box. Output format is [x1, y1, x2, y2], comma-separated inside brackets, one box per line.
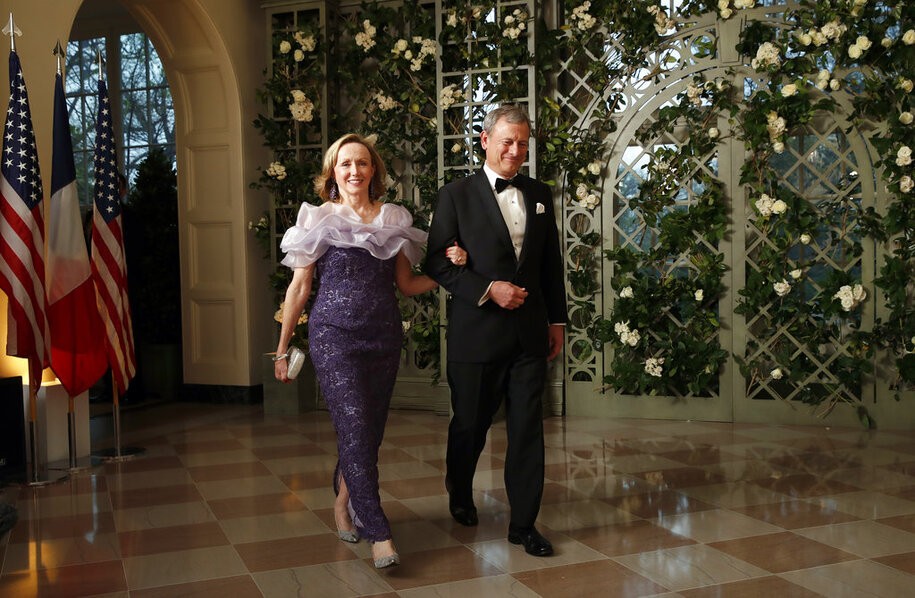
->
[2, 13, 22, 52]
[53, 40, 64, 75]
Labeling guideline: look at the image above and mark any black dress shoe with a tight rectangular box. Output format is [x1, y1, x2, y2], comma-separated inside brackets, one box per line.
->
[449, 504, 478, 527]
[508, 527, 553, 556]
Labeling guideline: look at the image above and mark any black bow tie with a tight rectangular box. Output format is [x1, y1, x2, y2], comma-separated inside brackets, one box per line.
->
[495, 176, 521, 193]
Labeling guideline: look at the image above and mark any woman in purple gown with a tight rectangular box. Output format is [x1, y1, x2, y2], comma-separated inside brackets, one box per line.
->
[273, 133, 466, 569]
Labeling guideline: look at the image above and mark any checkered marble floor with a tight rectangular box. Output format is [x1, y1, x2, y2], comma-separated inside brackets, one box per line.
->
[3, 402, 915, 597]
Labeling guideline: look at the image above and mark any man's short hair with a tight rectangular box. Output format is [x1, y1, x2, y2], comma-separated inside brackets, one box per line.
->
[482, 104, 531, 133]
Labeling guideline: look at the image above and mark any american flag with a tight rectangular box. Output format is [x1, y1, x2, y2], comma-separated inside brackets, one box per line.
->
[0, 50, 49, 392]
[90, 78, 135, 394]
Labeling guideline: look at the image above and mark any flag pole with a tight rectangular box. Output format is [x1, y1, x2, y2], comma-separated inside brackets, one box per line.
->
[50, 39, 89, 473]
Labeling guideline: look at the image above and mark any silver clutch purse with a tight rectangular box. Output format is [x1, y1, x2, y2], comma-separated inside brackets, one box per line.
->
[287, 346, 305, 379]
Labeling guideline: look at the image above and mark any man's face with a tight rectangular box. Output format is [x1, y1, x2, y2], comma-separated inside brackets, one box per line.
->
[480, 118, 530, 178]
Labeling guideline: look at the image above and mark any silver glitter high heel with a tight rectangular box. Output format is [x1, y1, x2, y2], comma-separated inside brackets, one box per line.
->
[373, 552, 400, 569]
[337, 528, 359, 543]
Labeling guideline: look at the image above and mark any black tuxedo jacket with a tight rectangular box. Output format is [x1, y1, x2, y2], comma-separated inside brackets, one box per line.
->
[424, 169, 568, 362]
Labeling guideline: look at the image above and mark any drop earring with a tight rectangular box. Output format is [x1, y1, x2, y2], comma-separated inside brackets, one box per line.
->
[329, 181, 338, 200]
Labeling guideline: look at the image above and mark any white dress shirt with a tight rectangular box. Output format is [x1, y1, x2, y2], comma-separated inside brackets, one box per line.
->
[483, 164, 526, 260]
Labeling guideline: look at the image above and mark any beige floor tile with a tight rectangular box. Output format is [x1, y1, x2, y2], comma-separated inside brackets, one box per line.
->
[196, 474, 290, 501]
[219, 510, 330, 544]
[234, 533, 359, 572]
[113, 501, 217, 532]
[679, 481, 793, 508]
[131, 575, 262, 598]
[653, 508, 783, 543]
[613, 544, 769, 591]
[389, 519, 463, 554]
[514, 558, 667, 596]
[733, 498, 860, 529]
[470, 533, 604, 574]
[123, 545, 248, 590]
[397, 573, 541, 597]
[538, 498, 637, 532]
[377, 460, 441, 482]
[795, 520, 915, 558]
[253, 559, 393, 597]
[811, 490, 915, 520]
[780, 558, 915, 598]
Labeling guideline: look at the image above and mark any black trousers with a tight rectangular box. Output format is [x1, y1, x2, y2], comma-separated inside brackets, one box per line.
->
[445, 349, 546, 531]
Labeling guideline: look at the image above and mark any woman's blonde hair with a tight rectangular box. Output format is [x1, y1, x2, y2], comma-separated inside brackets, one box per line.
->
[313, 133, 387, 202]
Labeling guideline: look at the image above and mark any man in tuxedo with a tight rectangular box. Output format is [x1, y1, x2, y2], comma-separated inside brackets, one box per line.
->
[424, 104, 567, 557]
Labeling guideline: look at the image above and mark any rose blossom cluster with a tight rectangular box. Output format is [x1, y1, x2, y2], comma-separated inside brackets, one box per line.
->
[646, 5, 674, 35]
[795, 19, 847, 48]
[503, 8, 528, 39]
[575, 183, 600, 210]
[717, 0, 754, 20]
[279, 31, 316, 63]
[569, 2, 597, 31]
[392, 37, 437, 71]
[897, 146, 912, 166]
[614, 321, 641, 347]
[814, 69, 841, 92]
[755, 193, 787, 218]
[445, 6, 483, 28]
[833, 283, 866, 312]
[751, 42, 781, 70]
[619, 286, 634, 299]
[289, 89, 314, 122]
[266, 161, 287, 180]
[766, 111, 787, 153]
[440, 84, 464, 110]
[373, 91, 398, 111]
[355, 19, 377, 51]
[644, 357, 664, 377]
[847, 35, 872, 59]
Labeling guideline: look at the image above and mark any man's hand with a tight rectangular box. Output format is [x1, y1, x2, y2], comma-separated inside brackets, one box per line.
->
[547, 324, 564, 361]
[489, 281, 528, 309]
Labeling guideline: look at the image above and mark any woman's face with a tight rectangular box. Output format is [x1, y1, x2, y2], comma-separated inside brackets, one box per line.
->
[333, 142, 375, 199]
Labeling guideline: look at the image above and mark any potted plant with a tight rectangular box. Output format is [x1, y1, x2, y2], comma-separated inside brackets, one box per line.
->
[123, 148, 182, 401]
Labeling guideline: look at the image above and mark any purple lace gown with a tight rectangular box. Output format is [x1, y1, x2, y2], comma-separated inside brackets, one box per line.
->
[280, 201, 427, 542]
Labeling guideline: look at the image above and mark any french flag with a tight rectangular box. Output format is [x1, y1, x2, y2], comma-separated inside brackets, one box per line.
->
[47, 71, 107, 396]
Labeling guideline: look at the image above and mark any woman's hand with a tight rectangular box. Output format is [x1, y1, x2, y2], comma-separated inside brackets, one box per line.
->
[446, 242, 468, 266]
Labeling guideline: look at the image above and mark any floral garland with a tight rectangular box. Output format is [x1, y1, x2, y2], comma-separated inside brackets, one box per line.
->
[252, 0, 915, 422]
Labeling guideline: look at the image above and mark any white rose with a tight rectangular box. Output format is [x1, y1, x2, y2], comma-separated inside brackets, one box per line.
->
[293, 49, 304, 62]
[790, 269, 802, 280]
[900, 176, 914, 193]
[829, 78, 841, 91]
[717, 0, 729, 9]
[451, 143, 462, 154]
[695, 289, 704, 301]
[774, 280, 791, 297]
[848, 44, 863, 59]
[897, 146, 913, 166]
[279, 40, 292, 54]
[773, 141, 785, 153]
[856, 36, 872, 50]
[770, 368, 783, 380]
[720, 7, 733, 18]
[620, 286, 634, 299]
[709, 127, 720, 139]
[904, 29, 915, 45]
[901, 112, 914, 125]
[800, 233, 812, 244]
[882, 37, 894, 48]
[587, 161, 601, 175]
[899, 79, 914, 93]
[771, 199, 788, 214]
[781, 83, 798, 97]
[797, 32, 812, 46]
